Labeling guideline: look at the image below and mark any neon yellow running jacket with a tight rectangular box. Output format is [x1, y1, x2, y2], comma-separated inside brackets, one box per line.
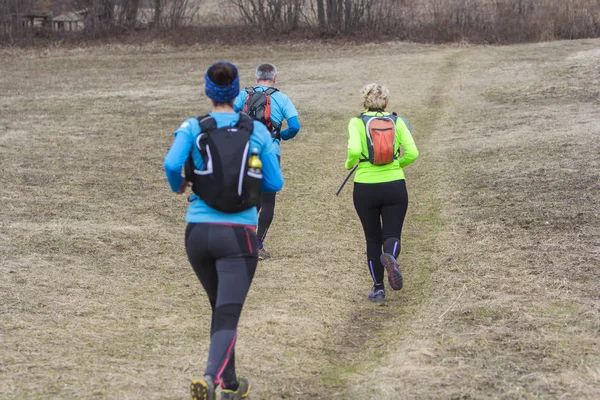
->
[345, 110, 419, 184]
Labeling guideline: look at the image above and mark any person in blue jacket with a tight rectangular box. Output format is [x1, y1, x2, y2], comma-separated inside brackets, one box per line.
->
[164, 61, 284, 400]
[234, 63, 300, 260]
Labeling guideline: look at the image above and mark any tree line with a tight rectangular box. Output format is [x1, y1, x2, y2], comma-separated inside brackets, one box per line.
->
[2, 0, 600, 44]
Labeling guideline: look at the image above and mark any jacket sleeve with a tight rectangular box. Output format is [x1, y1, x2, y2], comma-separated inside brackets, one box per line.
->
[234, 91, 247, 113]
[254, 122, 284, 192]
[260, 151, 284, 193]
[280, 116, 300, 140]
[164, 120, 194, 192]
[396, 119, 419, 168]
[345, 117, 363, 170]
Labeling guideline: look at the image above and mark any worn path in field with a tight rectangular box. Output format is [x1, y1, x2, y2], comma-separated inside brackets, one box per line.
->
[307, 42, 600, 400]
[307, 47, 470, 399]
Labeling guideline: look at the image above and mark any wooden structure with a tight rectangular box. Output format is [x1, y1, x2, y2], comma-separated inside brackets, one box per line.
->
[24, 13, 82, 31]
[0, 13, 82, 34]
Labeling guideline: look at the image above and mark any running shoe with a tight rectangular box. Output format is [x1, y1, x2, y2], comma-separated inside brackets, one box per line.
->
[191, 376, 216, 400]
[368, 287, 386, 303]
[220, 377, 251, 399]
[380, 253, 403, 290]
[258, 247, 271, 260]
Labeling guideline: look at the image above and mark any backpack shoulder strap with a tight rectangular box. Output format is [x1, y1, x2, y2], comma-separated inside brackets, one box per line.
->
[195, 114, 215, 163]
[186, 115, 214, 180]
[236, 113, 255, 133]
[358, 113, 371, 125]
[242, 89, 254, 112]
[357, 114, 370, 163]
[264, 87, 279, 95]
[359, 112, 397, 123]
[197, 114, 216, 133]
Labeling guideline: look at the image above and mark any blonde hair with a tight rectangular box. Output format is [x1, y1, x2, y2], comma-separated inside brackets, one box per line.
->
[361, 83, 389, 110]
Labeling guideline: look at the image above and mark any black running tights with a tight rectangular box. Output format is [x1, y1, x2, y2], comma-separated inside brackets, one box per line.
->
[352, 179, 409, 288]
[256, 191, 276, 244]
[185, 223, 258, 387]
[256, 156, 280, 244]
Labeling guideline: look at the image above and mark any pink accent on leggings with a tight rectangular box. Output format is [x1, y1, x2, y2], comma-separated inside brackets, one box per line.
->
[216, 333, 237, 380]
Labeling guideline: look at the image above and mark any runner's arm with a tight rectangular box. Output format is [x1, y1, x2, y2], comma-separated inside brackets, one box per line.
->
[396, 120, 419, 168]
[254, 122, 284, 193]
[278, 95, 300, 140]
[164, 121, 194, 192]
[233, 91, 247, 113]
[345, 118, 363, 170]
[261, 151, 284, 193]
[280, 116, 300, 140]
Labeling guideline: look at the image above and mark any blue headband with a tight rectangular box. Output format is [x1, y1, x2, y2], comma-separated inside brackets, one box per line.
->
[205, 62, 240, 103]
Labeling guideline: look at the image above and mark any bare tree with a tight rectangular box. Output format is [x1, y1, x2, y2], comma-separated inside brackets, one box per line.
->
[228, 0, 307, 32]
[125, 0, 140, 28]
[1, 0, 35, 15]
[153, 0, 162, 28]
[325, 0, 338, 29]
[65, 0, 201, 33]
[316, 0, 324, 27]
[165, 0, 202, 29]
[99, 0, 116, 26]
[0, 0, 36, 38]
[68, 0, 113, 35]
[308, 0, 369, 33]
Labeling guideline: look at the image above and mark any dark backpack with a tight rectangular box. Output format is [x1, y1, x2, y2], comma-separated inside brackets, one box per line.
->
[242, 87, 281, 139]
[359, 113, 399, 166]
[184, 113, 262, 213]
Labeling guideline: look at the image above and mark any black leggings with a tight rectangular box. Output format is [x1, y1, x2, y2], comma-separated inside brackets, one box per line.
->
[185, 223, 258, 387]
[256, 155, 280, 244]
[256, 192, 276, 243]
[353, 180, 409, 289]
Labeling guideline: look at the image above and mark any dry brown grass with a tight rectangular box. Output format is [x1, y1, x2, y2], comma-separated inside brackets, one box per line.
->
[1, 40, 599, 399]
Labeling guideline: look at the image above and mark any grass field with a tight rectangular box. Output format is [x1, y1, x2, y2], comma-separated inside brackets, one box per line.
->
[1, 39, 599, 399]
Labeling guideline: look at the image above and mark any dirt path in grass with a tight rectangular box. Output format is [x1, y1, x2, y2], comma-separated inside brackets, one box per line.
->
[315, 42, 600, 400]
[299, 46, 473, 399]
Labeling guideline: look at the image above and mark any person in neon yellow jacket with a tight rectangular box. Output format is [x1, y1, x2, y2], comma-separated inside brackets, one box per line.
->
[345, 83, 419, 303]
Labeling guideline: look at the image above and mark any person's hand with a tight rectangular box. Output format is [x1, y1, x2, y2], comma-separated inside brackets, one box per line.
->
[177, 180, 192, 194]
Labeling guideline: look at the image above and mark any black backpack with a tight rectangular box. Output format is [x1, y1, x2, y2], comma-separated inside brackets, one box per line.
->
[184, 113, 262, 213]
[242, 87, 281, 139]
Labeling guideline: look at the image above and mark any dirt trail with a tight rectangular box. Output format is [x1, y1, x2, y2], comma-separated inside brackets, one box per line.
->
[324, 42, 600, 399]
[298, 47, 472, 399]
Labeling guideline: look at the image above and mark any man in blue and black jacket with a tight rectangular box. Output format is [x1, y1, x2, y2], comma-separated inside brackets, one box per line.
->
[234, 63, 301, 260]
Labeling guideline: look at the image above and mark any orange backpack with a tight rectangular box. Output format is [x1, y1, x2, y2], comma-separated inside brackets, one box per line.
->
[359, 113, 398, 165]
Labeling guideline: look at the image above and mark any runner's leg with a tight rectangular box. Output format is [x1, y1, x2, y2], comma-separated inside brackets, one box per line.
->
[256, 192, 276, 246]
[381, 180, 409, 256]
[353, 183, 385, 289]
[256, 156, 280, 249]
[186, 224, 258, 387]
